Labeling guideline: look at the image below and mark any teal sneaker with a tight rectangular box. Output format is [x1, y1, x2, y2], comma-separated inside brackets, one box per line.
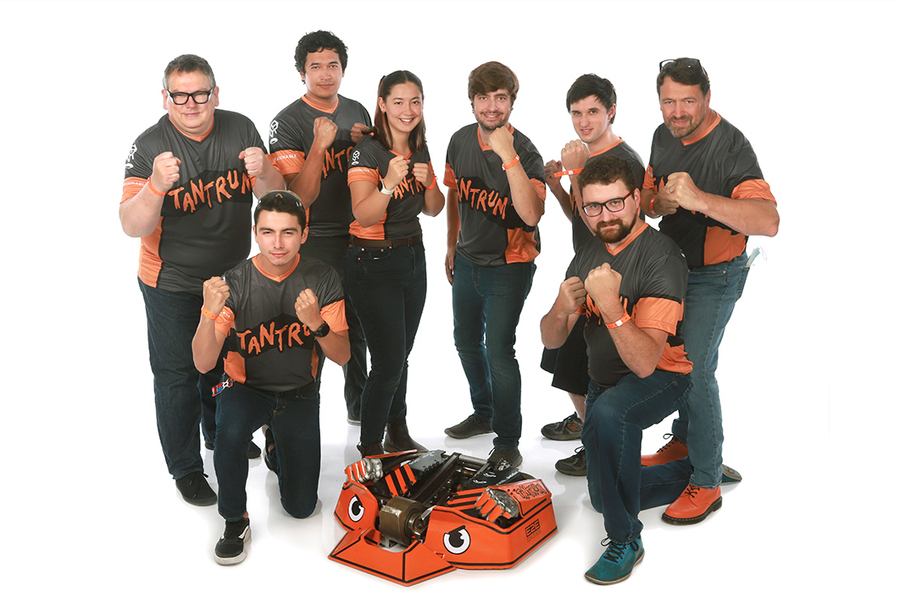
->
[584, 538, 644, 585]
[721, 464, 742, 484]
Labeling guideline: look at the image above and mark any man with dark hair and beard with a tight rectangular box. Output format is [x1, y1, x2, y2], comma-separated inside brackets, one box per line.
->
[540, 155, 694, 585]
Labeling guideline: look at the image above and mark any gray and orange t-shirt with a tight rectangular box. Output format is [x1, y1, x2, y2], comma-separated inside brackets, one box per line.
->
[215, 254, 347, 393]
[568, 221, 692, 387]
[269, 95, 372, 238]
[347, 135, 433, 240]
[643, 114, 777, 268]
[122, 110, 268, 293]
[444, 123, 546, 266]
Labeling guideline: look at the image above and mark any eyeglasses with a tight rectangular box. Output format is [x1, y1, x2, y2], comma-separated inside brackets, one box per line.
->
[167, 90, 213, 105]
[582, 193, 632, 217]
[659, 58, 702, 72]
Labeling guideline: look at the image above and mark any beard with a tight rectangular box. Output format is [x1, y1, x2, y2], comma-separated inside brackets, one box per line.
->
[475, 112, 509, 132]
[595, 217, 633, 244]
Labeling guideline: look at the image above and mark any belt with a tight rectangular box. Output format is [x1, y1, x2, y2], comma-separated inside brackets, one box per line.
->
[212, 377, 318, 398]
[351, 234, 422, 248]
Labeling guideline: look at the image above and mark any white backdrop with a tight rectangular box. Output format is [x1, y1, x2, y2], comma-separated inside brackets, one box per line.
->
[2, 1, 896, 597]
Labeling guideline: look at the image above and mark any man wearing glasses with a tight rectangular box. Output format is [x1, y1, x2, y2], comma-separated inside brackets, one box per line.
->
[541, 155, 693, 584]
[540, 74, 645, 477]
[639, 58, 779, 524]
[120, 54, 283, 506]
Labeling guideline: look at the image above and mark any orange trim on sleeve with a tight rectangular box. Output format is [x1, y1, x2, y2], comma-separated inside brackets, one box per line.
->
[270, 149, 307, 176]
[642, 166, 656, 191]
[530, 178, 547, 201]
[122, 177, 147, 203]
[732, 179, 776, 205]
[215, 306, 236, 337]
[347, 166, 380, 185]
[632, 296, 683, 337]
[658, 344, 692, 375]
[443, 164, 457, 190]
[322, 299, 348, 333]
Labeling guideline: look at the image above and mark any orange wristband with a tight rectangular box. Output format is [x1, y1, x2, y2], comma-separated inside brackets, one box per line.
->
[501, 155, 520, 171]
[605, 312, 631, 329]
[425, 177, 437, 190]
[201, 306, 218, 320]
[146, 180, 165, 197]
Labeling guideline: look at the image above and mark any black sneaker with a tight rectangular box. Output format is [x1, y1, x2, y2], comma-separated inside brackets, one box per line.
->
[555, 446, 586, 476]
[175, 472, 217, 506]
[486, 446, 523, 470]
[444, 414, 493, 439]
[215, 517, 251, 565]
[541, 412, 583, 441]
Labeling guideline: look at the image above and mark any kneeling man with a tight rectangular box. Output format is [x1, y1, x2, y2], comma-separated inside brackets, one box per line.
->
[540, 156, 692, 584]
[192, 190, 350, 565]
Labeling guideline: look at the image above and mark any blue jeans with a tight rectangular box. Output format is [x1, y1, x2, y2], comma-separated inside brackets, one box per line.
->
[139, 279, 219, 479]
[214, 381, 320, 521]
[582, 373, 692, 544]
[451, 253, 535, 449]
[671, 253, 749, 488]
[301, 234, 367, 420]
[346, 243, 427, 445]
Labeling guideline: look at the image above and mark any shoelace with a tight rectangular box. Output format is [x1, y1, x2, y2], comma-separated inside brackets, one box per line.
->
[600, 538, 628, 563]
[656, 433, 681, 453]
[681, 484, 700, 498]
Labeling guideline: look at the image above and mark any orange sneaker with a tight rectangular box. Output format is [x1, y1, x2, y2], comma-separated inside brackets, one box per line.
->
[662, 485, 722, 525]
[640, 435, 688, 466]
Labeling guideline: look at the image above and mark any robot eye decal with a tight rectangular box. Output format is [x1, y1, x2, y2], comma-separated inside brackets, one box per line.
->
[443, 526, 471, 555]
[348, 495, 365, 522]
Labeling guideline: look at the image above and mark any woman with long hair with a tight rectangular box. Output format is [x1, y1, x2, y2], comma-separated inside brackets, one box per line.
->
[346, 70, 444, 457]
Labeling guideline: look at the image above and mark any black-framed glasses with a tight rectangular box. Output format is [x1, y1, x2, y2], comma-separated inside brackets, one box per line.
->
[582, 193, 632, 217]
[167, 90, 213, 105]
[659, 58, 702, 72]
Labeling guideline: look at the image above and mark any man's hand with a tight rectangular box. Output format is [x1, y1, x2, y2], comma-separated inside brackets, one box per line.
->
[544, 159, 564, 194]
[411, 162, 433, 188]
[295, 289, 323, 330]
[663, 171, 707, 213]
[151, 151, 181, 194]
[350, 122, 368, 144]
[584, 263, 622, 311]
[554, 276, 587, 315]
[383, 155, 410, 191]
[445, 245, 456, 284]
[312, 116, 338, 151]
[202, 277, 230, 316]
[560, 140, 589, 172]
[484, 126, 516, 164]
[239, 147, 267, 178]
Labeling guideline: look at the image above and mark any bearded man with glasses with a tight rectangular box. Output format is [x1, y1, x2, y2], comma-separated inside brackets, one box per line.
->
[120, 54, 283, 507]
[541, 155, 693, 585]
[639, 58, 779, 524]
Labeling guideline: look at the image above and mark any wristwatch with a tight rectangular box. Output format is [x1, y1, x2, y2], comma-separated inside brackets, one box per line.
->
[312, 321, 331, 338]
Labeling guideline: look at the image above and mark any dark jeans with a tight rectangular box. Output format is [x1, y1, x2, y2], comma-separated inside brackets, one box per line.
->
[139, 279, 219, 479]
[582, 373, 692, 544]
[301, 234, 367, 419]
[670, 253, 750, 488]
[346, 243, 427, 445]
[451, 253, 535, 449]
[215, 381, 320, 521]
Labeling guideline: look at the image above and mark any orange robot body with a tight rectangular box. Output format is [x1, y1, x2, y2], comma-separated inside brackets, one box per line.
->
[329, 450, 557, 586]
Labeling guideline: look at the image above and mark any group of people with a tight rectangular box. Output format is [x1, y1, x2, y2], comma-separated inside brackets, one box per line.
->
[120, 30, 778, 584]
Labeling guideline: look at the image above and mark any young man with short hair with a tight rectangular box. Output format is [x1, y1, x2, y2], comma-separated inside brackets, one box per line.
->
[192, 190, 349, 565]
[269, 30, 371, 424]
[443, 61, 546, 470]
